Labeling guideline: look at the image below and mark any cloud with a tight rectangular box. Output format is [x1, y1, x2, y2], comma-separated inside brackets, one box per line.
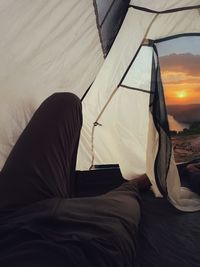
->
[162, 77, 200, 85]
[159, 53, 200, 76]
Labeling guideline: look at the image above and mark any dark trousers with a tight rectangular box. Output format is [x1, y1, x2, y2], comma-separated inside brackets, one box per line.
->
[0, 93, 141, 267]
[0, 93, 82, 209]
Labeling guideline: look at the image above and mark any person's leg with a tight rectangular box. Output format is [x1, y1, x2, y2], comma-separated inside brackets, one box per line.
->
[0, 93, 82, 209]
[104, 174, 151, 200]
[90, 176, 150, 266]
[100, 175, 151, 242]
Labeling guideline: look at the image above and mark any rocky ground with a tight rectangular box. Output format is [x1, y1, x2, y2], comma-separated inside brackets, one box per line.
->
[171, 134, 200, 163]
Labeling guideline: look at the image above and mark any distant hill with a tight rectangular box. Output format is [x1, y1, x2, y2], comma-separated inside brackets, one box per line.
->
[167, 104, 200, 123]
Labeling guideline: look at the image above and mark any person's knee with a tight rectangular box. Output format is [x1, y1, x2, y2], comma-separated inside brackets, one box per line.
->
[49, 92, 81, 107]
[43, 92, 81, 115]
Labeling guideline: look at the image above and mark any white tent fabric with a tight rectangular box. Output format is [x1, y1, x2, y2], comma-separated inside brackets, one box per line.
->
[0, 0, 104, 169]
[78, 3, 200, 211]
[77, 46, 153, 177]
[147, 9, 200, 39]
[77, 10, 155, 169]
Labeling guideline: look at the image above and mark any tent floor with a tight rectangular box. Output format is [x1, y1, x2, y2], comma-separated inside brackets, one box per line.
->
[137, 190, 200, 267]
[75, 165, 200, 267]
[75, 164, 125, 197]
[74, 163, 193, 197]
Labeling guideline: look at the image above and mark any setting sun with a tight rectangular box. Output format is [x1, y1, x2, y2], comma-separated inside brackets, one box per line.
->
[176, 91, 187, 98]
[159, 48, 200, 105]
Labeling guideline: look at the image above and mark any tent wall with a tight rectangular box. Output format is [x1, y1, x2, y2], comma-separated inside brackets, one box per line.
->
[0, 0, 104, 170]
[77, 7, 156, 174]
[77, 46, 153, 178]
[78, 4, 200, 211]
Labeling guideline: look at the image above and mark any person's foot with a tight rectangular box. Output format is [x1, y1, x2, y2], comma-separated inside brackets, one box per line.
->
[134, 174, 151, 192]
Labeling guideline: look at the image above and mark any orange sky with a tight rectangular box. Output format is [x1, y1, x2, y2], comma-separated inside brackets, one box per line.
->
[159, 53, 200, 106]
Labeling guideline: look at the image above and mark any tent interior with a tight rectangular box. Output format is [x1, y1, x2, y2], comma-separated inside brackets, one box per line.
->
[0, 0, 200, 266]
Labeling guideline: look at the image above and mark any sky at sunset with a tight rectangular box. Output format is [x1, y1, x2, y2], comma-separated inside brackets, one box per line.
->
[157, 36, 200, 106]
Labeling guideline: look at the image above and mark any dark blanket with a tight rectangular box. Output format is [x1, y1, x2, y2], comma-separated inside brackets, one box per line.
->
[137, 191, 200, 267]
[0, 182, 140, 267]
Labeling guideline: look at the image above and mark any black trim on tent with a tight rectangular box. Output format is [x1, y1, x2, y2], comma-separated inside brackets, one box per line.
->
[149, 46, 172, 197]
[154, 33, 200, 43]
[119, 44, 155, 94]
[99, 0, 116, 28]
[142, 39, 155, 47]
[81, 82, 94, 102]
[129, 4, 200, 14]
[149, 53, 155, 109]
[151, 45, 171, 136]
[118, 45, 142, 86]
[93, 0, 105, 57]
[120, 84, 153, 94]
[94, 0, 130, 57]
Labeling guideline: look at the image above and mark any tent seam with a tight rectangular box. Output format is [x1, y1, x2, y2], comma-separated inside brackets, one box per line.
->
[119, 13, 158, 86]
[154, 33, 200, 43]
[93, 0, 106, 58]
[89, 87, 119, 169]
[120, 85, 153, 94]
[129, 4, 200, 14]
[99, 0, 116, 28]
